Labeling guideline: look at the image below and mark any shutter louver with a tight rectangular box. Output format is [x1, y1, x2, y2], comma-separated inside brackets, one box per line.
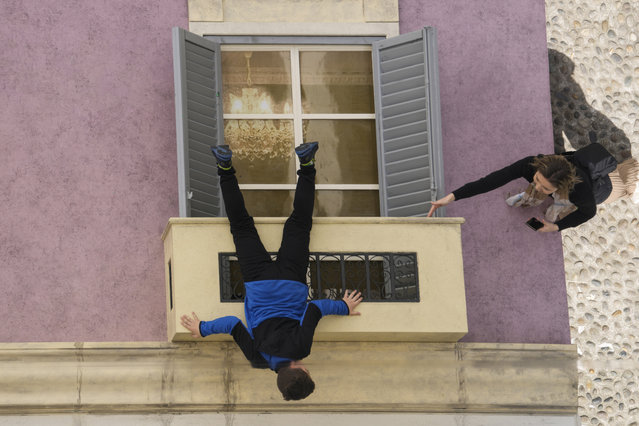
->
[373, 27, 444, 217]
[172, 27, 225, 217]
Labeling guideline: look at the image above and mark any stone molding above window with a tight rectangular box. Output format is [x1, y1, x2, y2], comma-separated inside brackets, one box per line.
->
[187, 0, 399, 37]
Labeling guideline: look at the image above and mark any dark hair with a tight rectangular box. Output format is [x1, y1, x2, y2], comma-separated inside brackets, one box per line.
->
[531, 154, 580, 194]
[277, 366, 315, 401]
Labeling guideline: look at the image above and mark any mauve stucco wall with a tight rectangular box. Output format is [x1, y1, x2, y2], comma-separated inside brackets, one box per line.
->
[400, 0, 570, 343]
[0, 0, 569, 344]
[0, 1, 187, 341]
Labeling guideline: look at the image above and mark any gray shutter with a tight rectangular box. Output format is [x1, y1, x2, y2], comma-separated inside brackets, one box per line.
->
[373, 27, 444, 217]
[172, 27, 225, 217]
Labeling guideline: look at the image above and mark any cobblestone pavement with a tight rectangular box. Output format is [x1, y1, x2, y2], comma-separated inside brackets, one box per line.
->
[546, 1, 639, 424]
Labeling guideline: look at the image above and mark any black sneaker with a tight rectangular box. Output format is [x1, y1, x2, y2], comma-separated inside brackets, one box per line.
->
[210, 145, 233, 170]
[295, 141, 319, 166]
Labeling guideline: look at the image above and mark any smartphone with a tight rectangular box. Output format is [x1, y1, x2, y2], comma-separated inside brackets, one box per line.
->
[526, 217, 544, 231]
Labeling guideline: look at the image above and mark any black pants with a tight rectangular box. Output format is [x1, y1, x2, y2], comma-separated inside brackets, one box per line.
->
[219, 167, 316, 283]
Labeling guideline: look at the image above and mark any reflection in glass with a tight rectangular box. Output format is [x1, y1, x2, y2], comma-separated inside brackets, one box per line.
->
[315, 190, 379, 217]
[242, 191, 294, 216]
[224, 120, 296, 184]
[300, 51, 374, 114]
[304, 120, 378, 185]
[241, 190, 379, 217]
[222, 51, 292, 114]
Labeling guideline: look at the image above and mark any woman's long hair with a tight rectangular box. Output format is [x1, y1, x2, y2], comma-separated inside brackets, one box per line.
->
[531, 155, 580, 194]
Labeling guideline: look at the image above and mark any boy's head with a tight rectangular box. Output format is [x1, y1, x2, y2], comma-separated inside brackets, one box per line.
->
[277, 363, 315, 401]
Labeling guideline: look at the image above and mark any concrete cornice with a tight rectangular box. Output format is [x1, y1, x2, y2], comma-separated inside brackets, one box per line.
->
[0, 342, 577, 415]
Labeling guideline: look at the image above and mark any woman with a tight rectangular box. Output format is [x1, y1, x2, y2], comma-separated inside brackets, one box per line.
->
[427, 144, 638, 232]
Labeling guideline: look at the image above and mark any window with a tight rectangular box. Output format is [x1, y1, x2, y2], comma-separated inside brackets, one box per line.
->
[220, 46, 379, 216]
[219, 252, 419, 302]
[172, 27, 444, 218]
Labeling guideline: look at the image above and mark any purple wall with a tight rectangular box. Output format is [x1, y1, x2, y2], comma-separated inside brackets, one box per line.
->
[0, 1, 186, 341]
[0, 0, 569, 344]
[400, 0, 570, 343]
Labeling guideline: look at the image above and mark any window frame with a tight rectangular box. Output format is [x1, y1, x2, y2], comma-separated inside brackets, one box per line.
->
[219, 43, 380, 195]
[173, 28, 445, 218]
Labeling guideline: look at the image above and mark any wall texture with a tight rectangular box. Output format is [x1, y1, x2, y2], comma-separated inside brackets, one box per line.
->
[0, 0, 570, 345]
[0, 341, 577, 415]
[544, 1, 639, 424]
[399, 0, 570, 344]
[0, 1, 187, 341]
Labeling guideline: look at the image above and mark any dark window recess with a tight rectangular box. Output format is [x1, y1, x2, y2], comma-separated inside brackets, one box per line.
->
[168, 260, 173, 311]
[219, 252, 418, 302]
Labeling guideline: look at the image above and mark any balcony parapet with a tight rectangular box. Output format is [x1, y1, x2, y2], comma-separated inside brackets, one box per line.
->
[163, 217, 467, 342]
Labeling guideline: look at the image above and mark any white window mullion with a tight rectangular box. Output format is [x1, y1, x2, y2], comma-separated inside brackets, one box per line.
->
[317, 184, 379, 190]
[298, 45, 372, 52]
[239, 184, 379, 190]
[223, 113, 294, 120]
[301, 113, 376, 120]
[239, 184, 297, 190]
[290, 47, 304, 167]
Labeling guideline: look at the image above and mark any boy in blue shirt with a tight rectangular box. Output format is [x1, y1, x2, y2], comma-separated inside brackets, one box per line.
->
[180, 142, 363, 401]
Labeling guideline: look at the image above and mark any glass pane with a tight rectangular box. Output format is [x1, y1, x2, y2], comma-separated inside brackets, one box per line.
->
[303, 120, 378, 184]
[242, 190, 294, 216]
[224, 120, 296, 184]
[241, 190, 379, 217]
[315, 190, 379, 216]
[222, 51, 292, 114]
[300, 51, 374, 114]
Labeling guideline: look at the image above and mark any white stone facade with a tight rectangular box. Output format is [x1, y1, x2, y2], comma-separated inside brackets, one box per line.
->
[546, 1, 639, 425]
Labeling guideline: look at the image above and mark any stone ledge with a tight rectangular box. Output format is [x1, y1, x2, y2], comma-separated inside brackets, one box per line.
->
[162, 216, 465, 239]
[0, 342, 577, 415]
[187, 0, 399, 24]
[188, 22, 400, 37]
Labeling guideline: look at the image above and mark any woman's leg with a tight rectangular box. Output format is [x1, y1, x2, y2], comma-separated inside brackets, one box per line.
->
[507, 182, 548, 208]
[507, 181, 575, 223]
[603, 158, 639, 204]
[545, 190, 577, 223]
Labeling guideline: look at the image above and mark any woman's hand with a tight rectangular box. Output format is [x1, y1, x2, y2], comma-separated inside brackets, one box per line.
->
[538, 219, 559, 233]
[427, 193, 455, 217]
[342, 290, 363, 316]
[180, 312, 202, 338]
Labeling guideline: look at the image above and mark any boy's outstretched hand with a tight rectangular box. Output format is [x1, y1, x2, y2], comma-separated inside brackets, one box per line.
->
[342, 290, 363, 316]
[180, 312, 202, 338]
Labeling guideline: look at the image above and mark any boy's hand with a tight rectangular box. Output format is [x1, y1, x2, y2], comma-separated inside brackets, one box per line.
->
[180, 312, 202, 338]
[342, 290, 363, 316]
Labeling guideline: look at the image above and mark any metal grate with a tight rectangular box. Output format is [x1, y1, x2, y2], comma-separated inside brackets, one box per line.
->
[219, 252, 418, 302]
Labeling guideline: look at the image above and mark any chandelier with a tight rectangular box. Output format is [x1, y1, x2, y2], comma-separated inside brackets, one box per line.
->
[224, 52, 295, 162]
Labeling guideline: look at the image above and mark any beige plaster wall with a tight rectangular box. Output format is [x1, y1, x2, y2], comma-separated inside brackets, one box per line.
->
[0, 413, 578, 426]
[163, 217, 468, 342]
[0, 342, 576, 414]
[0, 413, 581, 426]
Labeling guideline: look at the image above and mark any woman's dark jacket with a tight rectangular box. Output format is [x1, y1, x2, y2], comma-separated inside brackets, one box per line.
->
[452, 154, 598, 230]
